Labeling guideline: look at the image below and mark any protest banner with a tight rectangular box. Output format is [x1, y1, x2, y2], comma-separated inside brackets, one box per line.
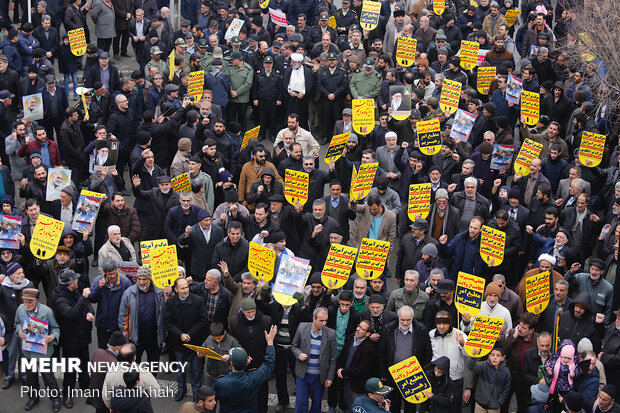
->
[490, 144, 514, 170]
[506, 74, 523, 105]
[359, 0, 381, 31]
[116, 261, 140, 278]
[188, 71, 205, 103]
[464, 316, 504, 357]
[184, 344, 223, 360]
[324, 132, 351, 164]
[480, 225, 505, 266]
[22, 93, 43, 120]
[30, 215, 64, 259]
[450, 109, 476, 142]
[504, 9, 520, 26]
[171, 172, 192, 193]
[248, 242, 276, 282]
[520, 90, 540, 126]
[241, 125, 260, 150]
[284, 169, 309, 206]
[350, 162, 378, 200]
[68, 28, 86, 56]
[273, 255, 311, 306]
[269, 8, 287, 26]
[579, 131, 606, 167]
[526, 271, 550, 314]
[477, 66, 496, 95]
[321, 244, 358, 289]
[140, 239, 168, 267]
[224, 18, 244, 39]
[460, 41, 480, 70]
[46, 168, 71, 201]
[390, 85, 412, 120]
[433, 0, 446, 14]
[168, 50, 175, 81]
[0, 215, 21, 249]
[356, 238, 390, 280]
[389, 356, 432, 404]
[408, 183, 431, 221]
[455, 272, 486, 316]
[514, 138, 543, 176]
[417, 119, 441, 155]
[328, 15, 336, 28]
[352, 99, 375, 134]
[439, 79, 461, 115]
[71, 190, 103, 233]
[151, 245, 179, 288]
[395, 37, 417, 67]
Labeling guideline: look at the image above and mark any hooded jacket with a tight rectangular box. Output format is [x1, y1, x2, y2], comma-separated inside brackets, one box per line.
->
[558, 293, 604, 352]
[424, 356, 456, 413]
[0, 274, 34, 329]
[246, 167, 284, 206]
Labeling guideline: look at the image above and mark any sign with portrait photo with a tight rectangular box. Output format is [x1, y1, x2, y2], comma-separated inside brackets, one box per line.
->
[272, 255, 311, 306]
[389, 85, 412, 120]
[46, 168, 71, 201]
[93, 139, 119, 170]
[0, 215, 22, 249]
[22, 93, 43, 120]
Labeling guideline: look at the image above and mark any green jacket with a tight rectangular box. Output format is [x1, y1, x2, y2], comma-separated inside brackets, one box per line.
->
[386, 286, 429, 322]
[226, 62, 254, 103]
[349, 69, 382, 99]
[144, 59, 168, 78]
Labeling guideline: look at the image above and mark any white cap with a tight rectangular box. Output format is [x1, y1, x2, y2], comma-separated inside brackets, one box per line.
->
[291, 53, 304, 62]
[538, 253, 556, 266]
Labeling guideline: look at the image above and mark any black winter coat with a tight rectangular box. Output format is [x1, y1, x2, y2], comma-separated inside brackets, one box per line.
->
[164, 292, 209, 352]
[50, 285, 94, 349]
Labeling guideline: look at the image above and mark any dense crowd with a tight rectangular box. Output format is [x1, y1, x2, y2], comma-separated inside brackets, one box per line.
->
[0, 0, 619, 412]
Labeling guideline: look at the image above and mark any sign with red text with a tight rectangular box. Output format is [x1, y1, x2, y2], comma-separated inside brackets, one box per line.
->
[408, 183, 431, 221]
[526, 271, 550, 314]
[433, 0, 446, 14]
[455, 271, 486, 316]
[30, 215, 65, 259]
[321, 244, 358, 289]
[150, 245, 179, 288]
[68, 28, 86, 56]
[579, 131, 605, 167]
[248, 241, 276, 282]
[188, 71, 205, 103]
[460, 41, 480, 70]
[464, 316, 504, 357]
[184, 344, 223, 360]
[395, 37, 417, 67]
[439, 79, 461, 115]
[504, 9, 520, 26]
[389, 356, 431, 404]
[140, 239, 168, 267]
[359, 0, 381, 31]
[324, 132, 350, 164]
[241, 125, 260, 150]
[417, 119, 441, 155]
[514, 138, 543, 176]
[350, 162, 378, 200]
[171, 172, 192, 193]
[284, 169, 309, 206]
[356, 238, 390, 280]
[480, 225, 505, 266]
[477, 66, 496, 95]
[520, 90, 540, 126]
[352, 99, 375, 134]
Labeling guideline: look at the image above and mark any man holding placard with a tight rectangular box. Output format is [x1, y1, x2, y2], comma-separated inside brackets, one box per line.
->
[461, 282, 512, 338]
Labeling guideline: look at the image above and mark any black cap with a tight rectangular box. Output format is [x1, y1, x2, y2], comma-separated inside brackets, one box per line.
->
[436, 279, 455, 294]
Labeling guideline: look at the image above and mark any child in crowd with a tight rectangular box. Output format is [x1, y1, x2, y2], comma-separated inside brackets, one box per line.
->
[201, 322, 240, 386]
[471, 346, 512, 413]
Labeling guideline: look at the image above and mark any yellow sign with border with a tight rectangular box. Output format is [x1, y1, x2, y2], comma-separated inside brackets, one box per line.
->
[480, 225, 505, 266]
[395, 37, 417, 67]
[68, 28, 86, 56]
[455, 271, 486, 316]
[248, 241, 276, 282]
[352, 99, 375, 135]
[408, 183, 431, 221]
[526, 271, 550, 314]
[439, 79, 461, 115]
[284, 169, 309, 206]
[579, 131, 605, 167]
[150, 245, 179, 289]
[389, 356, 431, 404]
[477, 66, 496, 95]
[321, 244, 357, 289]
[356, 238, 390, 280]
[30, 215, 65, 259]
[514, 138, 543, 176]
[350, 162, 378, 200]
[464, 316, 504, 357]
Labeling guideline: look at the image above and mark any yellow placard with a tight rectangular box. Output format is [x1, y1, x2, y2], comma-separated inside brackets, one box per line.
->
[169, 50, 175, 81]
[359, 0, 381, 31]
[184, 344, 223, 360]
[356, 238, 390, 280]
[579, 131, 605, 167]
[439, 79, 461, 115]
[433, 0, 446, 15]
[171, 172, 192, 193]
[259, 0, 269, 8]
[321, 243, 358, 289]
[284, 169, 309, 206]
[273, 265, 311, 306]
[460, 40, 480, 70]
[140, 239, 168, 267]
[464, 316, 504, 357]
[248, 241, 276, 282]
[188, 71, 205, 103]
[350, 162, 378, 200]
[68, 28, 86, 56]
[455, 272, 485, 316]
[480, 225, 505, 266]
[151, 245, 179, 289]
[526, 271, 550, 314]
[324, 132, 350, 164]
[241, 125, 260, 150]
[520, 90, 540, 126]
[417, 119, 441, 156]
[514, 138, 543, 176]
[328, 15, 337, 29]
[578, 33, 596, 62]
[30, 214, 65, 259]
[352, 99, 375, 135]
[389, 356, 431, 404]
[477, 66, 496, 95]
[81, 88, 89, 121]
[504, 9, 520, 26]
[408, 183, 431, 221]
[395, 37, 417, 67]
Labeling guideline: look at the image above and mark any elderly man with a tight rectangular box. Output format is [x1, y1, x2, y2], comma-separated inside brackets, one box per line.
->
[361, 295, 397, 343]
[565, 259, 614, 323]
[387, 270, 429, 322]
[450, 176, 491, 232]
[493, 274, 524, 325]
[461, 281, 512, 338]
[178, 210, 225, 281]
[396, 218, 437, 285]
[97, 225, 137, 273]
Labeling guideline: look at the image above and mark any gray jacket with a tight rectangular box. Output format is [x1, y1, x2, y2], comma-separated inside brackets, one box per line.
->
[367, 186, 402, 216]
[117, 282, 166, 346]
[90, 0, 117, 39]
[375, 145, 402, 191]
[15, 302, 60, 358]
[5, 133, 27, 180]
[291, 322, 337, 384]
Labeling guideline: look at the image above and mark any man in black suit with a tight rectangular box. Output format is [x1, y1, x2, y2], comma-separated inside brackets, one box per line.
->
[84, 52, 121, 93]
[501, 187, 530, 231]
[33, 15, 59, 63]
[321, 180, 354, 244]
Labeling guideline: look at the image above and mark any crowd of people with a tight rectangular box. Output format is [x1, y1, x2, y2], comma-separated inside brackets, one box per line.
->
[0, 0, 619, 412]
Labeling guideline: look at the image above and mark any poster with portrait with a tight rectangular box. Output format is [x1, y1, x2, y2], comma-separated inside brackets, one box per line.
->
[506, 74, 523, 105]
[389, 85, 412, 120]
[22, 93, 43, 121]
[272, 255, 311, 306]
[71, 190, 104, 233]
[21, 316, 48, 355]
[46, 168, 72, 201]
[449, 109, 476, 142]
[93, 139, 119, 170]
[224, 18, 244, 39]
[489, 144, 514, 170]
[0, 215, 22, 249]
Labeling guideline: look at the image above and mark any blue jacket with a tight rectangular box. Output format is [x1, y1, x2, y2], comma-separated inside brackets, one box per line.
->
[490, 88, 519, 127]
[117, 282, 166, 347]
[351, 395, 387, 413]
[58, 43, 79, 74]
[0, 39, 22, 72]
[574, 367, 600, 408]
[17, 32, 40, 66]
[205, 69, 231, 107]
[88, 274, 133, 332]
[146, 84, 164, 110]
[213, 345, 275, 413]
[163, 204, 207, 245]
[287, 0, 317, 25]
[438, 230, 487, 280]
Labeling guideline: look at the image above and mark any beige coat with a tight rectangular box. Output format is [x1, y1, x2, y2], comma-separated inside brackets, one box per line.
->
[348, 203, 397, 266]
[237, 160, 282, 203]
[98, 237, 137, 273]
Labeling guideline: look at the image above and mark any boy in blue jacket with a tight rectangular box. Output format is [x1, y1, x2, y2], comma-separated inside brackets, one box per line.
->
[472, 346, 512, 413]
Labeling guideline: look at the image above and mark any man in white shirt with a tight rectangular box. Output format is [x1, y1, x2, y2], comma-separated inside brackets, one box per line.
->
[274, 114, 320, 156]
[460, 281, 512, 337]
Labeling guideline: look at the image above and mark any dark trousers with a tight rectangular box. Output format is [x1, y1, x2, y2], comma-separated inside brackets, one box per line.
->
[286, 97, 309, 130]
[62, 345, 91, 392]
[97, 37, 113, 54]
[501, 374, 529, 413]
[113, 29, 130, 56]
[96, 328, 115, 349]
[174, 350, 203, 394]
[26, 369, 60, 400]
[388, 377, 416, 413]
[275, 345, 295, 406]
[136, 334, 160, 364]
[257, 379, 269, 413]
[227, 102, 248, 130]
[43, 117, 63, 144]
[321, 97, 343, 141]
[133, 41, 147, 71]
[257, 99, 278, 140]
[327, 375, 345, 409]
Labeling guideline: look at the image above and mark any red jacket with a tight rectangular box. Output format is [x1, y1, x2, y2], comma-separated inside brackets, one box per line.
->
[17, 139, 62, 167]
